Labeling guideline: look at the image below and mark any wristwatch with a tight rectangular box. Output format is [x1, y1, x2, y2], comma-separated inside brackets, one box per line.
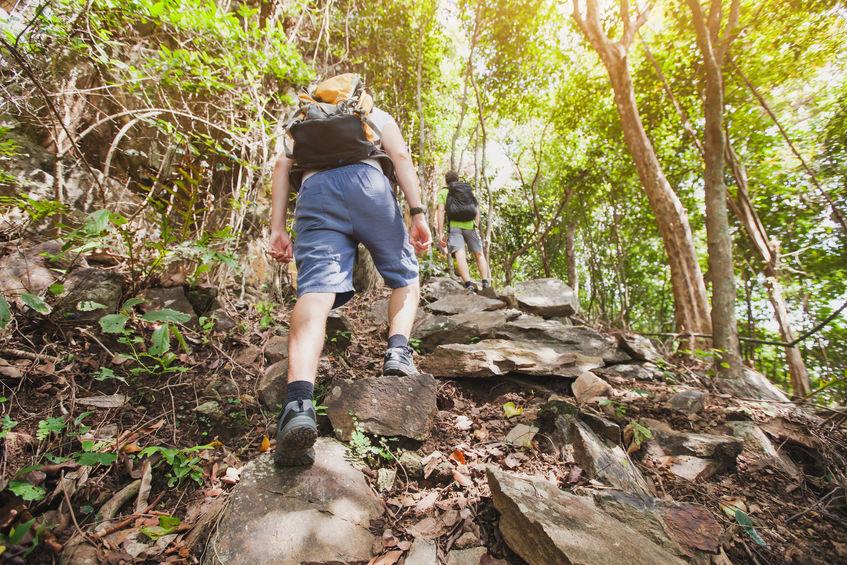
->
[409, 207, 426, 217]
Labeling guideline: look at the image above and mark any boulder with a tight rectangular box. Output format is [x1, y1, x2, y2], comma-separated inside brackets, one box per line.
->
[405, 538, 437, 565]
[139, 287, 197, 327]
[425, 293, 504, 315]
[326, 310, 353, 347]
[487, 467, 689, 565]
[597, 363, 660, 381]
[205, 440, 383, 565]
[0, 240, 62, 298]
[258, 360, 288, 410]
[446, 547, 487, 565]
[186, 285, 218, 315]
[52, 268, 123, 324]
[617, 334, 660, 362]
[556, 415, 653, 496]
[669, 389, 706, 414]
[422, 276, 466, 301]
[421, 339, 602, 379]
[717, 368, 790, 402]
[658, 455, 724, 482]
[644, 419, 743, 463]
[513, 278, 577, 317]
[326, 373, 437, 441]
[496, 286, 519, 309]
[368, 297, 431, 330]
[571, 371, 613, 403]
[494, 316, 630, 365]
[263, 334, 289, 364]
[414, 309, 522, 351]
[728, 421, 801, 480]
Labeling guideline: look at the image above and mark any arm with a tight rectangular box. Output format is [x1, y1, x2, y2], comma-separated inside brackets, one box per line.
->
[436, 203, 447, 248]
[268, 154, 294, 263]
[380, 121, 432, 253]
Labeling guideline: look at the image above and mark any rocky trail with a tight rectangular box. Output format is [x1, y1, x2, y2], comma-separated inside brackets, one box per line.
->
[1, 241, 846, 564]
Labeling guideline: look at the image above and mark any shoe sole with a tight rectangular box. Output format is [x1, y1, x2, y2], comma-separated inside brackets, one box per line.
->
[383, 361, 419, 377]
[274, 416, 318, 467]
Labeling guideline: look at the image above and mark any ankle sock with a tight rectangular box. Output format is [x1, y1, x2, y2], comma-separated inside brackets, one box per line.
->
[286, 380, 314, 404]
[482, 279, 490, 288]
[464, 280, 475, 289]
[388, 334, 409, 349]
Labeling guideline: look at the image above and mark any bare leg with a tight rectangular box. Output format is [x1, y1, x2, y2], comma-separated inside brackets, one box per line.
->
[474, 251, 490, 281]
[454, 248, 471, 282]
[388, 282, 420, 339]
[287, 292, 335, 384]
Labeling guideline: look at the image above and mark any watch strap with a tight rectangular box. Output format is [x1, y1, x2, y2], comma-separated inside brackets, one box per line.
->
[410, 207, 425, 216]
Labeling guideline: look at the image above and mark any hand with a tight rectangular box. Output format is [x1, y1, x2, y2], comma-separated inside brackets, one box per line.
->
[439, 234, 448, 249]
[268, 229, 293, 263]
[409, 215, 432, 254]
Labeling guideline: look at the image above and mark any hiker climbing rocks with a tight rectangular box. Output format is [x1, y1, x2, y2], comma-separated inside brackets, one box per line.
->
[437, 170, 491, 292]
[268, 74, 432, 466]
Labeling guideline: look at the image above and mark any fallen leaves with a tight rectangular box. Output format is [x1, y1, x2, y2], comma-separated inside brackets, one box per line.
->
[259, 435, 270, 453]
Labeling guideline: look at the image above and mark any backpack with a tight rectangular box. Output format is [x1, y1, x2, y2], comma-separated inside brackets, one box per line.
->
[284, 74, 395, 189]
[445, 181, 478, 223]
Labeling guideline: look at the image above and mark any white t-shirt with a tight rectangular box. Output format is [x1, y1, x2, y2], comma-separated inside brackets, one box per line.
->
[301, 106, 395, 183]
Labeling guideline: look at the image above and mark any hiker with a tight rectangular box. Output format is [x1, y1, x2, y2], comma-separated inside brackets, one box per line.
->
[437, 170, 491, 291]
[268, 74, 432, 466]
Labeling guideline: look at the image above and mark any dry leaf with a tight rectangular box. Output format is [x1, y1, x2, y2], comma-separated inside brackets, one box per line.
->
[414, 491, 439, 514]
[452, 470, 473, 487]
[135, 460, 153, 513]
[449, 449, 466, 465]
[77, 394, 128, 409]
[455, 415, 473, 431]
[368, 550, 403, 565]
[259, 435, 270, 453]
[221, 466, 241, 485]
[407, 517, 448, 540]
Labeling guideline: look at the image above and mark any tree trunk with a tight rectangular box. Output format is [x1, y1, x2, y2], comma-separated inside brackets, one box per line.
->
[565, 220, 578, 297]
[688, 0, 744, 379]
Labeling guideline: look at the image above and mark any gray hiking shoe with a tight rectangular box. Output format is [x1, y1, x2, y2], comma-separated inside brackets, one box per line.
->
[273, 399, 318, 467]
[383, 346, 419, 376]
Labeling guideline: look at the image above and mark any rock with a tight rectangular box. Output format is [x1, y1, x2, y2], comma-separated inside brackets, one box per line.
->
[139, 287, 197, 327]
[644, 419, 743, 463]
[421, 276, 466, 301]
[398, 451, 423, 478]
[446, 547, 487, 565]
[597, 363, 660, 381]
[717, 368, 790, 402]
[234, 345, 262, 366]
[487, 467, 688, 565]
[325, 310, 353, 347]
[0, 240, 62, 298]
[556, 415, 653, 496]
[326, 373, 437, 441]
[0, 359, 22, 379]
[368, 297, 431, 330]
[258, 360, 288, 409]
[580, 411, 622, 445]
[513, 278, 577, 317]
[52, 268, 123, 324]
[425, 293, 504, 315]
[617, 334, 660, 362]
[669, 389, 706, 414]
[571, 371, 613, 403]
[263, 334, 289, 363]
[205, 440, 383, 565]
[659, 455, 724, 481]
[453, 532, 480, 550]
[61, 540, 100, 565]
[505, 424, 539, 448]
[377, 467, 396, 492]
[496, 286, 519, 309]
[421, 339, 602, 379]
[186, 285, 218, 315]
[414, 309, 522, 351]
[193, 401, 224, 420]
[405, 538, 437, 565]
[495, 316, 630, 365]
[206, 307, 237, 332]
[728, 421, 801, 479]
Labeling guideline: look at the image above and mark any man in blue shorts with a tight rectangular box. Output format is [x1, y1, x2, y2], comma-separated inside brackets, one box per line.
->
[268, 74, 431, 466]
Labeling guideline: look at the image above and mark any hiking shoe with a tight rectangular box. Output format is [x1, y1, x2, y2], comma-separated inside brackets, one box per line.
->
[481, 279, 491, 289]
[273, 399, 318, 467]
[464, 281, 479, 293]
[383, 346, 419, 376]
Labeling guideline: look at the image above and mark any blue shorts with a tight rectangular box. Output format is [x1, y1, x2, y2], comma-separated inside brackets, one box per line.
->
[293, 163, 419, 309]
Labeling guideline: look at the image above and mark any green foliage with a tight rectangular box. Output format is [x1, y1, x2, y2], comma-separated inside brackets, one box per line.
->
[0, 415, 19, 439]
[346, 420, 396, 466]
[0, 294, 11, 329]
[20, 293, 51, 315]
[7, 481, 46, 502]
[36, 417, 66, 441]
[255, 301, 276, 329]
[136, 443, 216, 486]
[140, 515, 181, 540]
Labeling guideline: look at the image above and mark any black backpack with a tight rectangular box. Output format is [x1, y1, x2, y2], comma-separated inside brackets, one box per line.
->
[445, 181, 478, 223]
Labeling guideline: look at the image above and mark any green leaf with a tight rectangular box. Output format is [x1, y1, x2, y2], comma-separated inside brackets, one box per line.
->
[735, 509, 767, 546]
[502, 401, 524, 418]
[149, 324, 171, 356]
[93, 367, 126, 384]
[48, 283, 65, 296]
[121, 297, 145, 310]
[20, 293, 51, 315]
[76, 451, 118, 466]
[140, 515, 181, 539]
[142, 308, 191, 324]
[99, 313, 129, 334]
[0, 414, 18, 439]
[36, 417, 66, 440]
[0, 294, 10, 329]
[8, 481, 46, 501]
[77, 301, 107, 312]
[8, 517, 36, 545]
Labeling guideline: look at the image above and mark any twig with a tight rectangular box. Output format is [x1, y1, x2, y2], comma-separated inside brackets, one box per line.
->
[0, 347, 62, 364]
[95, 491, 165, 539]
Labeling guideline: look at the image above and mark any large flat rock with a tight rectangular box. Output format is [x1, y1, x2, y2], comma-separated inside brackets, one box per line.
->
[326, 373, 438, 441]
[487, 467, 688, 565]
[425, 293, 505, 315]
[421, 339, 602, 378]
[414, 309, 522, 351]
[206, 440, 383, 565]
[513, 278, 577, 317]
[421, 276, 467, 301]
